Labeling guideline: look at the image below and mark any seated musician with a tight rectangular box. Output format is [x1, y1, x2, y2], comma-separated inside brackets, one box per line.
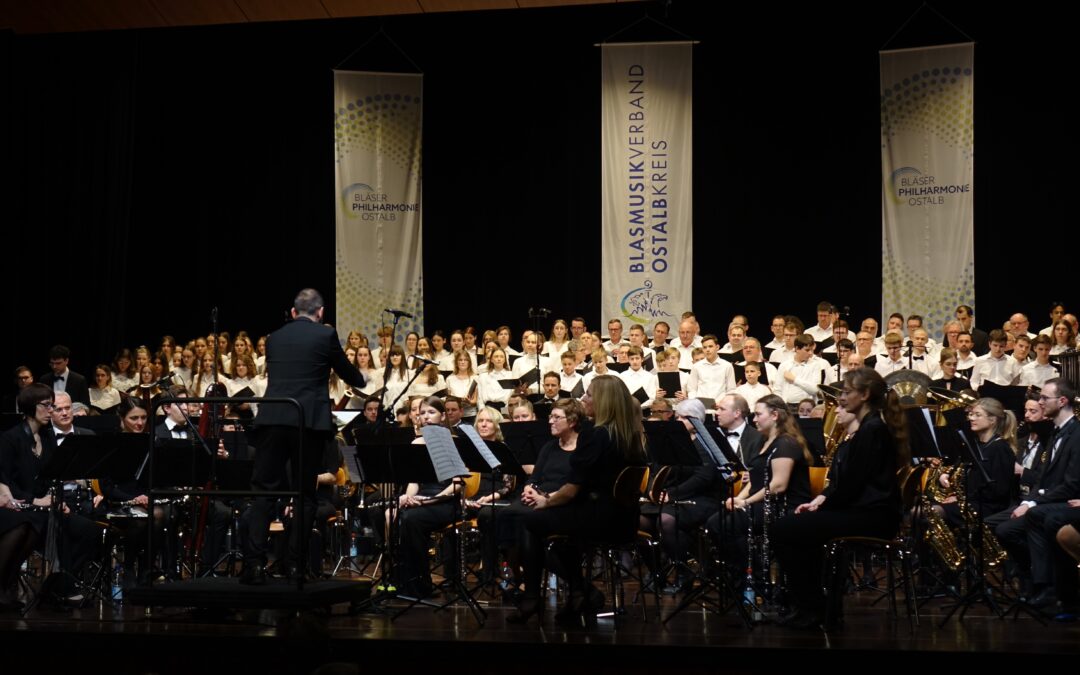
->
[0, 384, 101, 600]
[930, 348, 972, 393]
[394, 397, 460, 598]
[640, 398, 724, 593]
[706, 394, 812, 588]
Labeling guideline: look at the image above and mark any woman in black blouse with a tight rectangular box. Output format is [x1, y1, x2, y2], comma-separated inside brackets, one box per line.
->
[706, 394, 812, 584]
[771, 367, 909, 629]
[935, 397, 1018, 526]
[490, 398, 587, 593]
[509, 375, 647, 626]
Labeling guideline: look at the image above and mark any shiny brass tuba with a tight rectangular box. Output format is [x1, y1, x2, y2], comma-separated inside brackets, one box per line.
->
[928, 387, 977, 427]
[819, 384, 847, 467]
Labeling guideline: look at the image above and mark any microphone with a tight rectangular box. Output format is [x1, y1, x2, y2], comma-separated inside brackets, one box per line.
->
[529, 307, 552, 318]
[385, 308, 414, 319]
[156, 373, 177, 386]
[410, 355, 438, 366]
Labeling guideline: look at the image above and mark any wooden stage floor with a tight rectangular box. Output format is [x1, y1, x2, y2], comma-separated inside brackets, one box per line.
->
[1, 576, 1075, 674]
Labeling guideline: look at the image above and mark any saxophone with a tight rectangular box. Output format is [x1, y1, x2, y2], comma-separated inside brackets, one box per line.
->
[954, 466, 1007, 568]
[919, 462, 964, 571]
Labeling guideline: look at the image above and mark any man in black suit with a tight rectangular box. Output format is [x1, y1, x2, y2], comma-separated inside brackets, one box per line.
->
[986, 378, 1080, 606]
[715, 393, 764, 467]
[37, 345, 90, 407]
[241, 288, 365, 584]
[955, 305, 990, 356]
[3, 366, 34, 414]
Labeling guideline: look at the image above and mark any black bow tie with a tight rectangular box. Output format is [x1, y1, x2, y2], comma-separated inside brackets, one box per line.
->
[56, 432, 70, 439]
[723, 430, 739, 438]
[912, 356, 924, 361]
[55, 375, 65, 381]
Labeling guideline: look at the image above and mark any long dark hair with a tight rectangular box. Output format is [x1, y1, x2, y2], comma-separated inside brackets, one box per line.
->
[755, 394, 813, 464]
[844, 367, 909, 470]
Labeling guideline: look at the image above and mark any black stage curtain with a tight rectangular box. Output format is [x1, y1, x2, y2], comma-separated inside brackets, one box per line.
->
[3, 1, 1071, 376]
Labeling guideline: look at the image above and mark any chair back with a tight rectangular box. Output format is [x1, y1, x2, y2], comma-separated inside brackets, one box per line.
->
[613, 465, 649, 509]
[647, 465, 670, 504]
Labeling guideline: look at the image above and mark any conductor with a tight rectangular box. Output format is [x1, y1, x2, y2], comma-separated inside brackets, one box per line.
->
[241, 288, 366, 584]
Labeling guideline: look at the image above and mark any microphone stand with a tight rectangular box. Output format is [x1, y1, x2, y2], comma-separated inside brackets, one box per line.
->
[528, 308, 551, 397]
[906, 340, 914, 370]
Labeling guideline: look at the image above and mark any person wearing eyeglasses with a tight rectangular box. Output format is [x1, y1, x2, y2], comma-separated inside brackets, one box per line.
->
[930, 348, 972, 393]
[0, 383, 101, 604]
[985, 378, 1080, 610]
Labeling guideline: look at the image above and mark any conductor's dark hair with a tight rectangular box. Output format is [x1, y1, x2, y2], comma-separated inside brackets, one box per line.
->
[293, 288, 324, 316]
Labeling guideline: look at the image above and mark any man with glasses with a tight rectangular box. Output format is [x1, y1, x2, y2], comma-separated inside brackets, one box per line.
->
[4, 366, 34, 413]
[769, 322, 801, 365]
[38, 345, 89, 407]
[986, 378, 1080, 610]
[874, 333, 908, 376]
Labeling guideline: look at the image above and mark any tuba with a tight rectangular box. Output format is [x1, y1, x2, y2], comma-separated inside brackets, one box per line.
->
[819, 384, 847, 467]
[928, 387, 977, 427]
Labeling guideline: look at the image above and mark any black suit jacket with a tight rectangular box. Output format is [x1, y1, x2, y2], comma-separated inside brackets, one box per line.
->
[970, 328, 990, 356]
[256, 318, 366, 431]
[40, 424, 95, 452]
[1031, 417, 1080, 505]
[38, 370, 90, 407]
[736, 422, 765, 468]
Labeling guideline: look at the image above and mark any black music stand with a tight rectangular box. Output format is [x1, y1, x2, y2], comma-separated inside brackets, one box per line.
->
[34, 434, 146, 608]
[391, 426, 484, 624]
[350, 427, 433, 610]
[640, 420, 704, 594]
[500, 420, 548, 468]
[455, 426, 526, 600]
[660, 419, 753, 627]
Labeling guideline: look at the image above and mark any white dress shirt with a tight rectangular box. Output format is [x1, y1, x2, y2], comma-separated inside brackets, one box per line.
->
[619, 367, 659, 406]
[733, 383, 771, 409]
[1019, 361, 1059, 388]
[775, 356, 829, 404]
[874, 355, 908, 377]
[969, 354, 1021, 390]
[769, 345, 796, 365]
[687, 358, 736, 400]
[478, 370, 514, 408]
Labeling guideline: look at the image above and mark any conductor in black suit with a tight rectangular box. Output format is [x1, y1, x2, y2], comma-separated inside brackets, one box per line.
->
[241, 289, 366, 583]
[37, 345, 90, 407]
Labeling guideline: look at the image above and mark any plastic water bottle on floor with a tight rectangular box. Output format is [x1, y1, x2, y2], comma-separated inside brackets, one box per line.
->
[112, 563, 124, 604]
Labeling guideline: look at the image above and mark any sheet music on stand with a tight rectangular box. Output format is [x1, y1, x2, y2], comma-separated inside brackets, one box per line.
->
[420, 426, 470, 482]
[457, 424, 501, 471]
[688, 417, 741, 470]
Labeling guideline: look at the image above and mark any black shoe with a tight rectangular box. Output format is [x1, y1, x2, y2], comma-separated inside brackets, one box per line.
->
[239, 563, 267, 586]
[1027, 587, 1059, 610]
[507, 596, 544, 624]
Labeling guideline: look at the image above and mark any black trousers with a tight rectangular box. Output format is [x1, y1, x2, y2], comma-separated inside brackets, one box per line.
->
[519, 498, 636, 598]
[396, 501, 456, 593]
[1043, 507, 1080, 602]
[243, 425, 330, 567]
[771, 507, 898, 613]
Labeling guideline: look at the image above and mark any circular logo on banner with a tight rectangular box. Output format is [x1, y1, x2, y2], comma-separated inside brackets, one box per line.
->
[620, 280, 673, 325]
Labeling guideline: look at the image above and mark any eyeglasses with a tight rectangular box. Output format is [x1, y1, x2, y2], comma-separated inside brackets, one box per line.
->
[548, 414, 567, 422]
[1038, 394, 1061, 402]
[36, 401, 54, 410]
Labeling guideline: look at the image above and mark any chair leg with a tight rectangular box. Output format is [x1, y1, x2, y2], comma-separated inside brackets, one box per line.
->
[885, 553, 897, 617]
[900, 549, 920, 629]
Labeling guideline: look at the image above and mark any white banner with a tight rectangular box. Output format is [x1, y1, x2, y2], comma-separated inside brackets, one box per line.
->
[334, 71, 423, 343]
[601, 43, 692, 331]
[881, 44, 974, 340]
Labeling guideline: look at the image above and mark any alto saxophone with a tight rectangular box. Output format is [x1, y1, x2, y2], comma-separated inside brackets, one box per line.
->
[954, 466, 1007, 568]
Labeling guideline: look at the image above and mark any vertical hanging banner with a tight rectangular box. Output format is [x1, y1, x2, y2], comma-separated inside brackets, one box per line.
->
[602, 42, 692, 329]
[881, 44, 974, 339]
[334, 71, 423, 343]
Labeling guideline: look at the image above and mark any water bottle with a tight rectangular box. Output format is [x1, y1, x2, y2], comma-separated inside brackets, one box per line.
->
[498, 561, 513, 591]
[112, 563, 124, 603]
[349, 533, 359, 558]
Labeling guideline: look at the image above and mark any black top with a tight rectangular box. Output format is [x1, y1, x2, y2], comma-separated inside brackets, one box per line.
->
[567, 426, 642, 502]
[0, 421, 47, 500]
[746, 434, 811, 516]
[962, 436, 1018, 515]
[821, 413, 899, 513]
[531, 438, 574, 494]
[257, 317, 366, 431]
[663, 437, 721, 501]
[1030, 416, 1080, 505]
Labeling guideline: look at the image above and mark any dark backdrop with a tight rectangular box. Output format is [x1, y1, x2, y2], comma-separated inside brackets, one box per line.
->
[3, 0, 1071, 377]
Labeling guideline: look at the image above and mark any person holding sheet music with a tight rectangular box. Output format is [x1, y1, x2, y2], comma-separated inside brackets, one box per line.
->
[733, 362, 771, 409]
[511, 333, 547, 394]
[619, 346, 659, 408]
[656, 347, 688, 402]
[394, 396, 459, 598]
[640, 398, 723, 593]
[558, 353, 584, 397]
[705, 394, 812, 585]
[89, 364, 123, 414]
[446, 349, 479, 419]
[509, 375, 646, 627]
[227, 353, 263, 420]
[478, 347, 514, 411]
[380, 345, 411, 413]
